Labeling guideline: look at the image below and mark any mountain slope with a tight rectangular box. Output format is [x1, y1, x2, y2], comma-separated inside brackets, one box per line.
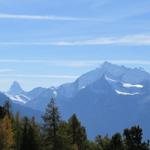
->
[0, 92, 42, 121]
[59, 75, 146, 138]
[26, 88, 56, 110]
[3, 62, 150, 139]
[57, 62, 150, 98]
[8, 81, 24, 95]
[6, 82, 47, 104]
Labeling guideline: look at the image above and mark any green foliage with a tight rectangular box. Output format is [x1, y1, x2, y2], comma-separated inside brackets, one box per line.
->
[57, 121, 73, 150]
[0, 98, 149, 150]
[123, 126, 149, 150]
[0, 115, 14, 150]
[0, 101, 11, 119]
[42, 97, 62, 150]
[68, 114, 87, 150]
[110, 133, 124, 150]
[13, 112, 22, 150]
[95, 135, 111, 150]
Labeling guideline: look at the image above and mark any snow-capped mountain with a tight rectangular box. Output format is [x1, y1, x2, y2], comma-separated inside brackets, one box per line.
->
[5, 81, 48, 104]
[2, 62, 150, 138]
[8, 81, 24, 96]
[57, 62, 150, 98]
[6, 81, 28, 104]
[6, 62, 150, 105]
[77, 61, 150, 88]
[5, 61, 150, 109]
[0, 91, 42, 120]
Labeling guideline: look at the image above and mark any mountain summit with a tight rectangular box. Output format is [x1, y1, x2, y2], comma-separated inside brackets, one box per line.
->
[2, 62, 150, 139]
[8, 81, 24, 95]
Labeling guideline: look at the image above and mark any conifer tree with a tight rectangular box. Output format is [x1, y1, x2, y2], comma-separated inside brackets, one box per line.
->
[29, 117, 41, 150]
[110, 133, 124, 150]
[3, 101, 11, 117]
[123, 126, 149, 150]
[13, 112, 22, 150]
[57, 121, 73, 150]
[20, 117, 30, 150]
[0, 115, 14, 150]
[20, 116, 41, 150]
[0, 106, 5, 119]
[68, 114, 87, 150]
[95, 135, 111, 150]
[42, 97, 61, 150]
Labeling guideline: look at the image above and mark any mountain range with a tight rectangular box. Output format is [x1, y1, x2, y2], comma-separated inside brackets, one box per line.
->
[1, 61, 150, 139]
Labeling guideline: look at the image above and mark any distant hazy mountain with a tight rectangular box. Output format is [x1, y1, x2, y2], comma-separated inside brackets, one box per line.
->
[1, 62, 150, 138]
[0, 91, 42, 120]
[8, 81, 24, 95]
[26, 88, 56, 111]
[5, 82, 47, 104]
[0, 92, 10, 105]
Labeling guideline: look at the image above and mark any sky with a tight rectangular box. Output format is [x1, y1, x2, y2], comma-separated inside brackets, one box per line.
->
[0, 0, 150, 91]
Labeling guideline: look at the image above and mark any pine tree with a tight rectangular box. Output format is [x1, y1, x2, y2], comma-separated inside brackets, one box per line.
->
[13, 112, 22, 150]
[123, 126, 149, 150]
[95, 135, 111, 150]
[110, 133, 124, 150]
[3, 101, 11, 117]
[20, 116, 41, 150]
[57, 121, 73, 150]
[20, 117, 30, 150]
[42, 97, 61, 150]
[29, 117, 41, 150]
[0, 115, 14, 150]
[68, 114, 87, 150]
[0, 106, 5, 119]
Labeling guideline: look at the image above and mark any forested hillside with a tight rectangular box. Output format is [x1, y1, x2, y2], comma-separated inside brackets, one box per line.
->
[0, 98, 149, 150]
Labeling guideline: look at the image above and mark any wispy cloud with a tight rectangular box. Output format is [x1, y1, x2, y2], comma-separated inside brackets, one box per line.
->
[0, 34, 150, 46]
[0, 59, 149, 68]
[0, 13, 103, 21]
[107, 60, 150, 65]
[48, 60, 150, 67]
[0, 69, 14, 73]
[0, 74, 78, 79]
[47, 35, 150, 46]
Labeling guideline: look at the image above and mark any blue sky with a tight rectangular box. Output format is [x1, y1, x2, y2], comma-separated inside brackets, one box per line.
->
[0, 0, 150, 91]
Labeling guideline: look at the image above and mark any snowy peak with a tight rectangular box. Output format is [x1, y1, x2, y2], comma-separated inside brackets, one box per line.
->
[101, 61, 114, 68]
[4, 62, 150, 104]
[6, 81, 28, 104]
[79, 62, 150, 87]
[76, 62, 126, 89]
[58, 62, 150, 98]
[8, 81, 24, 95]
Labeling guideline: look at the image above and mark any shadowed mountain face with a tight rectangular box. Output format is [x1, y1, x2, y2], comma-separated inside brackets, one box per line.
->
[0, 92, 42, 121]
[0, 92, 10, 104]
[1, 62, 150, 139]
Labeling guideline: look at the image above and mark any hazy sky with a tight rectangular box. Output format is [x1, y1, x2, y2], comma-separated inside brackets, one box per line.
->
[0, 0, 150, 91]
